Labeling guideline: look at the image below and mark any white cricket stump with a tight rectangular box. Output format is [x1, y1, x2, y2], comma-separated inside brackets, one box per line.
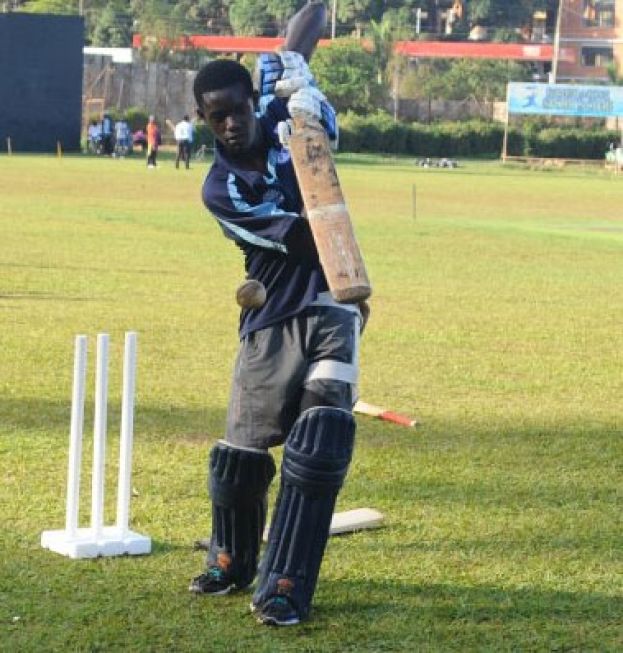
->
[41, 332, 151, 559]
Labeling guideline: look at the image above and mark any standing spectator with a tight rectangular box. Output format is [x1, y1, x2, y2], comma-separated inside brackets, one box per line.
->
[174, 114, 193, 169]
[114, 118, 131, 157]
[146, 115, 161, 168]
[87, 120, 102, 154]
[101, 113, 114, 156]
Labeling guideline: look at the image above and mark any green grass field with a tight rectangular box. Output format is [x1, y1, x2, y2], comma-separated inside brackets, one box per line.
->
[1, 152, 622, 652]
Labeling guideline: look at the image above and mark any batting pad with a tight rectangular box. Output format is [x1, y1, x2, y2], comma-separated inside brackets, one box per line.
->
[208, 442, 275, 589]
[253, 406, 355, 619]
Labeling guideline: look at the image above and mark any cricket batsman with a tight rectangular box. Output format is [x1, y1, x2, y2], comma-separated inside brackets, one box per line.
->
[188, 20, 367, 626]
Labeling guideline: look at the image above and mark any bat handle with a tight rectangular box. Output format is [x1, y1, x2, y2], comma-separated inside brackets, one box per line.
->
[381, 411, 417, 428]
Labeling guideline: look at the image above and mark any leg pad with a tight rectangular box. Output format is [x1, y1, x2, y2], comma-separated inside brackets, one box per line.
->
[253, 406, 355, 618]
[208, 442, 275, 589]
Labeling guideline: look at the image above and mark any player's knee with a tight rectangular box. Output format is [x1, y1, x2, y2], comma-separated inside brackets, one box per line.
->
[300, 379, 352, 412]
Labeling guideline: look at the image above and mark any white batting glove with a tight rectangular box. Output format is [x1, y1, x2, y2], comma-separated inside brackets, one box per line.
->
[274, 51, 314, 97]
[288, 86, 326, 122]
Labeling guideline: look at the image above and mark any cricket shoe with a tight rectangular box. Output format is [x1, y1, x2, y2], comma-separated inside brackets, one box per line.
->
[251, 596, 301, 627]
[189, 565, 235, 596]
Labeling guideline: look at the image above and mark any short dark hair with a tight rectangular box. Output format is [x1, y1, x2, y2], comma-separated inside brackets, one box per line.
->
[193, 59, 254, 109]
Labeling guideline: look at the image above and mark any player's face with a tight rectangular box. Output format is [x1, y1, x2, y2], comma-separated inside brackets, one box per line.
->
[201, 83, 257, 156]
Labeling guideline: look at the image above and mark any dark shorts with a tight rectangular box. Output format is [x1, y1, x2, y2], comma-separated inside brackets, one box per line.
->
[225, 298, 361, 449]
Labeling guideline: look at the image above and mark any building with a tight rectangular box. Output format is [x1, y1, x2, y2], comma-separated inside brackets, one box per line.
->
[557, 0, 623, 81]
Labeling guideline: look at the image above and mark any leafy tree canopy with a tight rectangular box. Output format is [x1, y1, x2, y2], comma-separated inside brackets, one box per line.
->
[310, 38, 383, 114]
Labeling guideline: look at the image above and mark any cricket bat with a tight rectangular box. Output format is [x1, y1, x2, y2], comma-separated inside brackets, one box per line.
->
[354, 400, 418, 428]
[193, 508, 385, 551]
[284, 3, 372, 304]
[265, 507, 384, 541]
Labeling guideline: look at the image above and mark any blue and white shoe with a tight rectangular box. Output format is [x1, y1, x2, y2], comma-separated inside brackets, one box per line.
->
[251, 596, 301, 627]
[189, 565, 235, 596]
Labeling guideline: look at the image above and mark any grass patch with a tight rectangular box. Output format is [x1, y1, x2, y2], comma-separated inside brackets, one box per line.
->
[1, 153, 622, 651]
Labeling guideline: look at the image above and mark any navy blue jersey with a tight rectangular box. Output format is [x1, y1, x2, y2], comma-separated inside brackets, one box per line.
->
[202, 96, 328, 338]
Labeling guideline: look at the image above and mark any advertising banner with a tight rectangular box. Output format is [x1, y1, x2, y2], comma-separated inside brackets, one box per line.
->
[507, 82, 623, 117]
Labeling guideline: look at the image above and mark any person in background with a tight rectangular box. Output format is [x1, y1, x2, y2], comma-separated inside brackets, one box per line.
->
[174, 114, 194, 169]
[133, 128, 147, 152]
[114, 118, 131, 157]
[87, 120, 102, 154]
[146, 115, 161, 168]
[101, 113, 114, 155]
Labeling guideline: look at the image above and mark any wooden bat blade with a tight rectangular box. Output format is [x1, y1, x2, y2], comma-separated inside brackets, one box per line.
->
[258, 508, 384, 541]
[284, 2, 328, 60]
[289, 118, 372, 304]
[329, 508, 384, 535]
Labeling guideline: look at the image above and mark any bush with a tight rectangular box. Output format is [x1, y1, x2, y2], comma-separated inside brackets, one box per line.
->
[339, 113, 505, 157]
[193, 123, 213, 151]
[337, 111, 618, 160]
[124, 107, 150, 132]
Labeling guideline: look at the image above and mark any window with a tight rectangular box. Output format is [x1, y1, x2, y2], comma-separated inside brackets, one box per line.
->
[583, 0, 615, 28]
[581, 46, 614, 67]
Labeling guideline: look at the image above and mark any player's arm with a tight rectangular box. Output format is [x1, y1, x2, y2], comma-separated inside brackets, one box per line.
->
[202, 171, 305, 256]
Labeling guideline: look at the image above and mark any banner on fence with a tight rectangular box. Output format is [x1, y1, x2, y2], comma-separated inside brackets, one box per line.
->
[507, 82, 623, 118]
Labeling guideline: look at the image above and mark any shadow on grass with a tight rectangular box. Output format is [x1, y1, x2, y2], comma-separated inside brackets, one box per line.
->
[315, 577, 623, 630]
[0, 261, 180, 276]
[0, 397, 226, 443]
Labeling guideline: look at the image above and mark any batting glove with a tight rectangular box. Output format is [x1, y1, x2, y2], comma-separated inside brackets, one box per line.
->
[274, 51, 314, 97]
[288, 87, 339, 146]
[288, 86, 325, 121]
[256, 53, 284, 97]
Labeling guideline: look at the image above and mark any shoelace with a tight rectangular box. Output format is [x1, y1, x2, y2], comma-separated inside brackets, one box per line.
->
[208, 566, 225, 581]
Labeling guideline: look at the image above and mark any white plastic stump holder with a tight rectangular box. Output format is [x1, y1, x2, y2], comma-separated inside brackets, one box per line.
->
[41, 332, 151, 559]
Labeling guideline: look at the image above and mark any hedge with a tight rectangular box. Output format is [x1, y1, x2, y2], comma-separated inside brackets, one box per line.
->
[184, 109, 619, 160]
[338, 111, 619, 160]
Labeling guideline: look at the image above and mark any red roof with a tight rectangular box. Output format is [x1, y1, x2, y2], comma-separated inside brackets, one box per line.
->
[132, 34, 572, 62]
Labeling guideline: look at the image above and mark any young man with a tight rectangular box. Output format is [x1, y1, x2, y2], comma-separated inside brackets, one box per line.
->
[190, 56, 364, 626]
[174, 114, 193, 169]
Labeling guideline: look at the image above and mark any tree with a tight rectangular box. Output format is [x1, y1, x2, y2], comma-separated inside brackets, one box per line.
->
[136, 0, 181, 62]
[21, 0, 77, 13]
[228, 0, 270, 36]
[310, 38, 382, 114]
[466, 0, 558, 30]
[91, 1, 133, 47]
[336, 0, 376, 36]
[405, 58, 532, 102]
[368, 18, 395, 84]
[265, 0, 301, 34]
[1, 0, 29, 9]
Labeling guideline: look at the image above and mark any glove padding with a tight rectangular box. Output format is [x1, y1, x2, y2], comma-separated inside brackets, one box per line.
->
[256, 53, 282, 97]
[288, 86, 326, 121]
[287, 87, 338, 145]
[256, 51, 314, 98]
[275, 51, 314, 97]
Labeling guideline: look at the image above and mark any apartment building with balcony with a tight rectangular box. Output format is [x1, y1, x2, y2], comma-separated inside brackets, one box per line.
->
[558, 0, 623, 80]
